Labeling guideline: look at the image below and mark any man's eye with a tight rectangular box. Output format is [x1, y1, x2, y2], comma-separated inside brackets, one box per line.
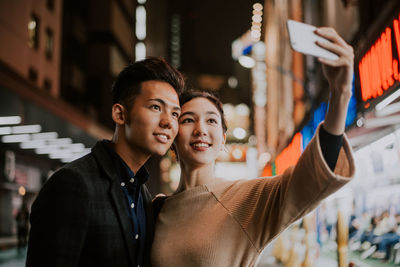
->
[151, 105, 161, 111]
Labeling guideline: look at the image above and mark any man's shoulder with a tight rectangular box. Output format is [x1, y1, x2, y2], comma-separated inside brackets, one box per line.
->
[64, 151, 97, 169]
[48, 144, 112, 185]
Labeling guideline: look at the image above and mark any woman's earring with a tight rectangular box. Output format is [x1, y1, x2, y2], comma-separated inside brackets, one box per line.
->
[223, 144, 229, 153]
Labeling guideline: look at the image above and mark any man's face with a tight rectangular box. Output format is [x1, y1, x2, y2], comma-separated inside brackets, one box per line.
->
[122, 81, 180, 158]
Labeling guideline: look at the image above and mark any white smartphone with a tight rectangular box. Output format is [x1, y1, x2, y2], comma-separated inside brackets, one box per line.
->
[287, 19, 339, 61]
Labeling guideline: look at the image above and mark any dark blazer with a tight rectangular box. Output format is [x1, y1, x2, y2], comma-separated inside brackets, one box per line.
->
[26, 141, 155, 267]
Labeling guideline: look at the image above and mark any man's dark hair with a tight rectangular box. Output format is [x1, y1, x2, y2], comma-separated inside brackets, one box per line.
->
[112, 57, 185, 110]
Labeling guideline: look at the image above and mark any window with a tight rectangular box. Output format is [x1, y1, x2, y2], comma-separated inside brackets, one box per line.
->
[28, 67, 38, 82]
[46, 0, 55, 11]
[28, 14, 40, 49]
[43, 78, 52, 92]
[45, 28, 54, 59]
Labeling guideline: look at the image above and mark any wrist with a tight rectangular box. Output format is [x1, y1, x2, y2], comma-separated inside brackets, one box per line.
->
[330, 87, 352, 104]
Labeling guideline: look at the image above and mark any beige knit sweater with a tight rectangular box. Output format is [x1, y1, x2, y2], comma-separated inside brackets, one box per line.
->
[151, 125, 355, 267]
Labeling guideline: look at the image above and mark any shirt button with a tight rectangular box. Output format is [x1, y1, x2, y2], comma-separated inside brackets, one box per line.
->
[131, 203, 135, 209]
[130, 178, 135, 183]
[135, 234, 139, 239]
[121, 182, 125, 187]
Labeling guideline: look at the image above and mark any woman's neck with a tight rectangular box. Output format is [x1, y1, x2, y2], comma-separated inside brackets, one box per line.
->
[175, 163, 215, 193]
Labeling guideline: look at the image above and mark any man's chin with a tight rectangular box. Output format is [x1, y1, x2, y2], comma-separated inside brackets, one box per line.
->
[152, 147, 170, 156]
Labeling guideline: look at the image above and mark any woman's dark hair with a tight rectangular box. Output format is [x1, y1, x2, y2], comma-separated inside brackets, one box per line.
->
[179, 90, 227, 133]
[112, 57, 185, 110]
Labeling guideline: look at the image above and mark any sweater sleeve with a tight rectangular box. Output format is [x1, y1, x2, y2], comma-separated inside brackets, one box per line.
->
[209, 123, 355, 252]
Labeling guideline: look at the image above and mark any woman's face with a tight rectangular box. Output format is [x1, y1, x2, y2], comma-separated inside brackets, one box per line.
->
[175, 97, 226, 167]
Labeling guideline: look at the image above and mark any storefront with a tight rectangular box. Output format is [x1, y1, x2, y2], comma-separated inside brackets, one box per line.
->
[0, 68, 110, 237]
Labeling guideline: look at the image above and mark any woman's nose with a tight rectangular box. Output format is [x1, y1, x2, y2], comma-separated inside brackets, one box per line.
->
[193, 122, 206, 136]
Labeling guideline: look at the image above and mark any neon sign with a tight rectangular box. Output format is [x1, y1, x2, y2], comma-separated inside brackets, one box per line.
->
[358, 12, 400, 102]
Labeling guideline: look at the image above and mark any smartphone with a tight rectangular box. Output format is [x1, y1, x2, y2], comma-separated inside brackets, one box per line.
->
[287, 19, 339, 61]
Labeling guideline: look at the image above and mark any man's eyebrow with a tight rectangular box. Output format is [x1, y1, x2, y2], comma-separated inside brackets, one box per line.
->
[148, 98, 181, 111]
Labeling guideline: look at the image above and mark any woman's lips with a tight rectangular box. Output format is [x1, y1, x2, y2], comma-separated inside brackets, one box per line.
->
[190, 142, 211, 151]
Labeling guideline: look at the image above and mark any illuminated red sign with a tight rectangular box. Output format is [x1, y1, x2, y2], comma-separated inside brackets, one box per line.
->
[358, 12, 400, 101]
[262, 132, 302, 176]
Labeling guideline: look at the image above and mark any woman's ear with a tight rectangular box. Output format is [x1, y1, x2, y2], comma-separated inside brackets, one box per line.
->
[112, 104, 126, 125]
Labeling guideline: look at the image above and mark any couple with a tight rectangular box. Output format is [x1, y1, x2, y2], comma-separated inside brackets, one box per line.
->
[26, 27, 355, 267]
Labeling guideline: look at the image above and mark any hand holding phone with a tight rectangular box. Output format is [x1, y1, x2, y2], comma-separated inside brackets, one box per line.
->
[287, 20, 339, 61]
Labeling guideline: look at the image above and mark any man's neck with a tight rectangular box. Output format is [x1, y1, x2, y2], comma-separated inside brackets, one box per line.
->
[112, 141, 149, 174]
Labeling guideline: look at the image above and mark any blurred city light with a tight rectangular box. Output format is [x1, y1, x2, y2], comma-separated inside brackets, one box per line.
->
[11, 125, 41, 134]
[135, 42, 146, 61]
[18, 186, 26, 196]
[233, 127, 247, 139]
[253, 3, 263, 11]
[238, 55, 255, 68]
[0, 116, 21, 125]
[0, 127, 11, 135]
[375, 87, 400, 111]
[228, 76, 238, 88]
[136, 6, 146, 40]
[232, 148, 243, 160]
[31, 132, 58, 140]
[0, 125, 42, 135]
[2, 134, 30, 143]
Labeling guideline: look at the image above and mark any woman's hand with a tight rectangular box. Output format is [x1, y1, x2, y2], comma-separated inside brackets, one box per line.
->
[316, 27, 354, 97]
[316, 27, 354, 135]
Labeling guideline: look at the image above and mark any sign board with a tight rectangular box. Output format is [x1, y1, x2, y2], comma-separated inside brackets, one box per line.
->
[358, 11, 400, 109]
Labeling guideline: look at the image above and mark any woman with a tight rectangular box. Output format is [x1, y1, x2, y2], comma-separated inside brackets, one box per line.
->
[151, 27, 355, 266]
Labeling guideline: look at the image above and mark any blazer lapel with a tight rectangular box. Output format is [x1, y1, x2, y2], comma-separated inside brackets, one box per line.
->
[92, 141, 136, 265]
[109, 182, 136, 265]
[142, 185, 154, 265]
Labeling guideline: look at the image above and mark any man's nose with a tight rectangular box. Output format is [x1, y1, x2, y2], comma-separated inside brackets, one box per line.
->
[159, 113, 172, 129]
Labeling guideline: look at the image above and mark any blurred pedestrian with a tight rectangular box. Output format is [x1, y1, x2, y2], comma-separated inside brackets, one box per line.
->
[16, 200, 29, 251]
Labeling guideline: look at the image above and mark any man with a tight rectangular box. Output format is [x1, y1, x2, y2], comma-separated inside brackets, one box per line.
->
[26, 57, 185, 267]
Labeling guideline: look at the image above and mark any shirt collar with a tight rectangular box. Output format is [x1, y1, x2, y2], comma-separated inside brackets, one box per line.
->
[103, 140, 149, 185]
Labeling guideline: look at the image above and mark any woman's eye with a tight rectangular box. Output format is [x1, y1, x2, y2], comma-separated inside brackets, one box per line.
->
[172, 112, 180, 118]
[181, 118, 194, 123]
[208, 118, 217, 124]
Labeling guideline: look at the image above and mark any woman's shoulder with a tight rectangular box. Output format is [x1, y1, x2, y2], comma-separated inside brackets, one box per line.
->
[206, 177, 266, 195]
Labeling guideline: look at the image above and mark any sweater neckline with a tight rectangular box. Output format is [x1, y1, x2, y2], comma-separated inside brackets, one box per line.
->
[168, 177, 229, 201]
[170, 184, 208, 199]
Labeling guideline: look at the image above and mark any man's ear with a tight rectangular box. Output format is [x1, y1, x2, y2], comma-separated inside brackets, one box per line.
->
[112, 104, 126, 125]
[170, 142, 179, 162]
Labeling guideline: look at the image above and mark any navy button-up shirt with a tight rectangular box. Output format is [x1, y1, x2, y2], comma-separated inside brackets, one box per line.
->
[105, 141, 148, 266]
